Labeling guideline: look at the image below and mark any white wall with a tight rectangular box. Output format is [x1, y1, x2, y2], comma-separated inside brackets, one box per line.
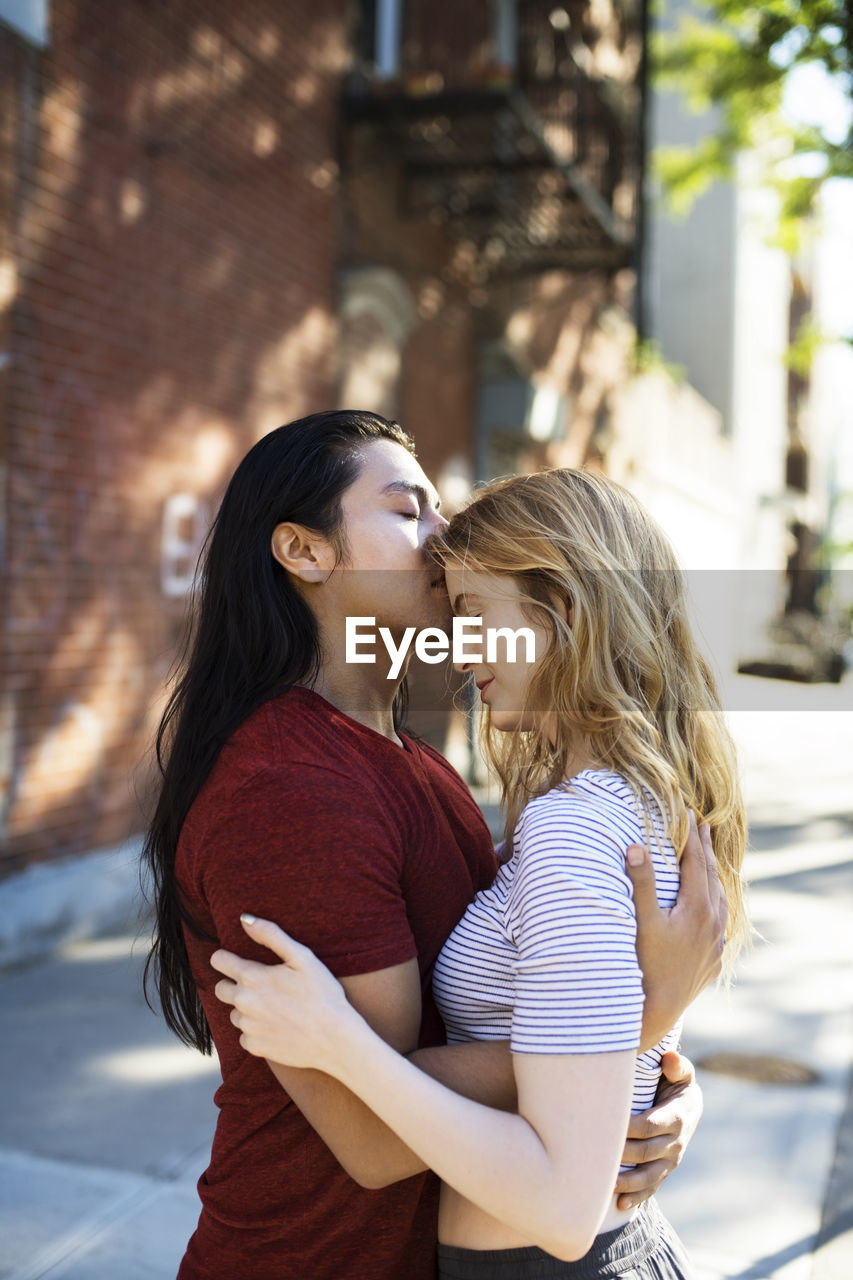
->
[610, 372, 751, 685]
[643, 3, 794, 669]
[811, 181, 853, 612]
[646, 84, 738, 427]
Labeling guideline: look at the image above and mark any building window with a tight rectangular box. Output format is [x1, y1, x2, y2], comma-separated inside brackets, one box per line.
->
[0, 0, 48, 45]
[476, 377, 568, 479]
[490, 0, 517, 70]
[338, 267, 416, 419]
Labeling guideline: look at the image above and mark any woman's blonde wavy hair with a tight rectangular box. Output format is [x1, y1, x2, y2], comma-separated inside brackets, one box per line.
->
[429, 468, 749, 962]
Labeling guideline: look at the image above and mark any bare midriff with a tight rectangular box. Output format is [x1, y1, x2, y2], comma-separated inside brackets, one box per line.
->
[438, 1185, 638, 1251]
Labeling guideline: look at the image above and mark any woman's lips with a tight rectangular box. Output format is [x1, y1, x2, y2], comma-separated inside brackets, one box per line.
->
[476, 679, 494, 697]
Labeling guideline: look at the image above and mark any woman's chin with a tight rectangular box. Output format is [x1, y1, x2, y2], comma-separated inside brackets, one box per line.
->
[488, 708, 546, 735]
[487, 711, 522, 733]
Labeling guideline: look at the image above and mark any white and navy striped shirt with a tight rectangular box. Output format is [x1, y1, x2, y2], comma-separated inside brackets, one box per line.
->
[433, 769, 683, 1117]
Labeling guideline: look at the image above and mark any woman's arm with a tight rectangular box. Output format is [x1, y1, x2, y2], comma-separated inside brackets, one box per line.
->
[215, 930, 702, 1201]
[268, 1027, 521, 1189]
[211, 816, 720, 1194]
[360, 1039, 635, 1261]
[213, 919, 636, 1260]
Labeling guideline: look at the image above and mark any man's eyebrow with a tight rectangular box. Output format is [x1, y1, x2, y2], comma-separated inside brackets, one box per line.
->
[381, 480, 442, 511]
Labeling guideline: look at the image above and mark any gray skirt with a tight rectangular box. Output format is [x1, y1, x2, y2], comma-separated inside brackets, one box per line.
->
[436, 1200, 692, 1280]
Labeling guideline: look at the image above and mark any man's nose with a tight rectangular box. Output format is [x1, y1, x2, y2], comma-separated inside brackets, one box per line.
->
[421, 506, 449, 549]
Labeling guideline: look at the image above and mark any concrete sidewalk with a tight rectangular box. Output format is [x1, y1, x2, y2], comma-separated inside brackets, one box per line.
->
[1, 677, 852, 1280]
[652, 691, 853, 1280]
[0, 928, 218, 1280]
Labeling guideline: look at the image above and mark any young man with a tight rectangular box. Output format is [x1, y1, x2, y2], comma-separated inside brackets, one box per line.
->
[143, 412, 725, 1280]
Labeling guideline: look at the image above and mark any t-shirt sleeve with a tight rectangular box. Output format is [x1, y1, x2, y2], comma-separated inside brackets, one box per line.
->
[198, 763, 417, 979]
[507, 794, 644, 1055]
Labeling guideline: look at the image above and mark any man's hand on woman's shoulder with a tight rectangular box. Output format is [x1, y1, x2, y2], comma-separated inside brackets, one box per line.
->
[628, 814, 727, 1048]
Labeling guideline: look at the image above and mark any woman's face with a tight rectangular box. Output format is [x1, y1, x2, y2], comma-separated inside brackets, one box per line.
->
[443, 563, 553, 732]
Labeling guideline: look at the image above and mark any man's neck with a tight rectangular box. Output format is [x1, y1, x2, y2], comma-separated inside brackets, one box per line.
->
[308, 662, 403, 744]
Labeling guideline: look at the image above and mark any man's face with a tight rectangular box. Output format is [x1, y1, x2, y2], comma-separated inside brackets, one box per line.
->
[331, 439, 450, 638]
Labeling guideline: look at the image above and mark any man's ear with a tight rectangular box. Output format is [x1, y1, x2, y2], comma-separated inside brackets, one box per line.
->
[271, 523, 336, 583]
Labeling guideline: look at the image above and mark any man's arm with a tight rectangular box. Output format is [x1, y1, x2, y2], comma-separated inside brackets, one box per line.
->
[264, 960, 425, 1188]
[198, 763, 439, 1189]
[615, 1051, 702, 1209]
[633, 816, 727, 1049]
[612, 816, 722, 1207]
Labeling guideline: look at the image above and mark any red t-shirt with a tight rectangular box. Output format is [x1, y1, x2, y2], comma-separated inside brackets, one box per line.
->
[176, 687, 497, 1280]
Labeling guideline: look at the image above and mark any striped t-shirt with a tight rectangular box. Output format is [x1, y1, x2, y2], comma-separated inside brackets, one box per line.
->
[432, 769, 683, 1117]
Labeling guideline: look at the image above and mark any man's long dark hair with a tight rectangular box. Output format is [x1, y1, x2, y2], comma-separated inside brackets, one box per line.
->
[142, 411, 415, 1053]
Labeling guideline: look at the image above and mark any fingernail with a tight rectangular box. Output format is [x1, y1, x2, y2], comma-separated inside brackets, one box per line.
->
[624, 1199, 634, 1210]
[240, 913, 257, 926]
[627, 847, 645, 867]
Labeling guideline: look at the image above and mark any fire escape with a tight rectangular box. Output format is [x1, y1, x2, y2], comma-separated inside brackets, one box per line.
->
[342, 0, 643, 276]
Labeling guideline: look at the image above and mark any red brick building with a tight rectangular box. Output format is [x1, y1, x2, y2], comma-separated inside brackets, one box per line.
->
[0, 0, 643, 907]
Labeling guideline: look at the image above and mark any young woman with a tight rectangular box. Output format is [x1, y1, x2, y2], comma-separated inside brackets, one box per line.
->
[209, 466, 748, 1278]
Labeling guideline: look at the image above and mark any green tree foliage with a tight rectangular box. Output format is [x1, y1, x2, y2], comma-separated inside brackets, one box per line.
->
[653, 1, 853, 246]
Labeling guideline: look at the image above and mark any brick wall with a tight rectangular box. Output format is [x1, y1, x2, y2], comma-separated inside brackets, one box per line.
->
[1, 0, 344, 873]
[1, 0, 640, 875]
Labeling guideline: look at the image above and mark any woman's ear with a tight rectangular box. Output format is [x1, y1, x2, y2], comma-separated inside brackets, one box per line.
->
[271, 523, 336, 583]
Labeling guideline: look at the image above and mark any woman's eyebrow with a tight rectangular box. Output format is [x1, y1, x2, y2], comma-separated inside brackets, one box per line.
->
[381, 480, 442, 511]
